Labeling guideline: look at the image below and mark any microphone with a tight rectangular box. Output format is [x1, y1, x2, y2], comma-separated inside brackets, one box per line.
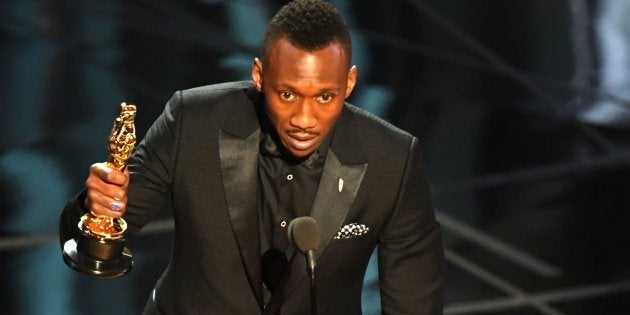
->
[288, 216, 320, 268]
[287, 217, 320, 315]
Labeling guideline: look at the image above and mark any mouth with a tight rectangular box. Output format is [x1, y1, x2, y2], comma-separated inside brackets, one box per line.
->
[286, 132, 318, 152]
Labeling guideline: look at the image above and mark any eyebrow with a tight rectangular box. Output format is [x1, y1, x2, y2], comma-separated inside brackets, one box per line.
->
[273, 83, 341, 94]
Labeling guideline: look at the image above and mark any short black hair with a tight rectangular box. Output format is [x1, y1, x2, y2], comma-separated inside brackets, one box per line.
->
[262, 0, 352, 65]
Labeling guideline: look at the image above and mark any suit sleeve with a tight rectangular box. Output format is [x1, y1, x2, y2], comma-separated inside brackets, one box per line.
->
[123, 91, 183, 237]
[378, 137, 445, 315]
[58, 91, 184, 246]
[59, 190, 88, 249]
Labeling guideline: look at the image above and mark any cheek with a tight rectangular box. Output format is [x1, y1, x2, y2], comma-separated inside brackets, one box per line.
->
[266, 103, 290, 127]
[318, 106, 343, 129]
[325, 102, 344, 117]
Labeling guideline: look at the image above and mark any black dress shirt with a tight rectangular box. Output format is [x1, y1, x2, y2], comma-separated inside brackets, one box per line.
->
[257, 123, 332, 295]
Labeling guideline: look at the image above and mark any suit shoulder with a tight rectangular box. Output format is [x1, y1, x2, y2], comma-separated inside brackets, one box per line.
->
[335, 104, 419, 167]
[178, 81, 253, 107]
[344, 104, 414, 147]
[161, 81, 258, 131]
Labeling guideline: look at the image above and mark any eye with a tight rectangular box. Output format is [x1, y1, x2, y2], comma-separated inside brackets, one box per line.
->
[316, 93, 334, 104]
[280, 91, 296, 102]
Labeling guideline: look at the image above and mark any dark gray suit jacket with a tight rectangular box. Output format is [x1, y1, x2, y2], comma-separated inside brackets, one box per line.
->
[60, 81, 444, 314]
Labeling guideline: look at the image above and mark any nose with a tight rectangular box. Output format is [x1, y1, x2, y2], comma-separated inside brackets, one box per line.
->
[289, 101, 317, 130]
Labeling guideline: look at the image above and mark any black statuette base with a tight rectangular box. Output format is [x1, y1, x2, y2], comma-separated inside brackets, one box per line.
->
[62, 229, 132, 278]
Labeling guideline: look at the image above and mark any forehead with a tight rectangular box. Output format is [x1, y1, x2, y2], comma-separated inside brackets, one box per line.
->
[264, 38, 350, 86]
[263, 37, 350, 68]
[264, 35, 350, 62]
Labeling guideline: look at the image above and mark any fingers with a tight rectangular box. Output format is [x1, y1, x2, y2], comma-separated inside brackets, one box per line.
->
[90, 163, 128, 185]
[85, 163, 129, 218]
[85, 190, 128, 218]
[122, 167, 130, 190]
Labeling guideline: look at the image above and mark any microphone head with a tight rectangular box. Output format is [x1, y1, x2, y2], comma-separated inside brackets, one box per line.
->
[287, 216, 320, 253]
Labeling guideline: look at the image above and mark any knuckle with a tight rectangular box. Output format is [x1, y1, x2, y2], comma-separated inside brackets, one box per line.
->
[91, 206, 107, 217]
[85, 190, 97, 203]
[110, 187, 125, 200]
[105, 171, 114, 182]
[85, 175, 97, 187]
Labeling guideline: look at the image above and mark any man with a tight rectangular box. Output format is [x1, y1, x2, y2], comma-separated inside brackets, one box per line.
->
[60, 0, 444, 314]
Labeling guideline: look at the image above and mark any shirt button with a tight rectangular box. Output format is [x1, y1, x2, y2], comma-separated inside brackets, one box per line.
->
[280, 220, 287, 228]
[286, 174, 293, 181]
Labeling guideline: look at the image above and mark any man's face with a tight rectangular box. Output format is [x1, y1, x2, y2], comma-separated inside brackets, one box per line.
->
[252, 37, 357, 158]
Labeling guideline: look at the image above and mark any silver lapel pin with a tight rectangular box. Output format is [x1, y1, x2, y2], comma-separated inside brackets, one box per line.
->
[338, 177, 344, 192]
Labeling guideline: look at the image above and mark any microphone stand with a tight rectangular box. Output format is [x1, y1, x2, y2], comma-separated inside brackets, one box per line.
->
[306, 250, 317, 315]
[287, 217, 320, 315]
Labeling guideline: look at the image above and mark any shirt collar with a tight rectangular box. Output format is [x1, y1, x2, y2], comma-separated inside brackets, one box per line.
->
[258, 112, 334, 169]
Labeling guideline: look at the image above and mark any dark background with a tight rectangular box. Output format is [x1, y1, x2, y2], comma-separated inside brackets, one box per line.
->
[1, 0, 630, 314]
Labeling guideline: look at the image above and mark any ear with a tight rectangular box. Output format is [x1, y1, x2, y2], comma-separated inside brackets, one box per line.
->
[251, 58, 263, 92]
[344, 65, 358, 98]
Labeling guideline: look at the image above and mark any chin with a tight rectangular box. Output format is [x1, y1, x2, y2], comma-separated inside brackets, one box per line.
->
[289, 150, 311, 159]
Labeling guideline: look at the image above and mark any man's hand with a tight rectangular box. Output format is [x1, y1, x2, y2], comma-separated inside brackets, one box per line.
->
[84, 163, 129, 218]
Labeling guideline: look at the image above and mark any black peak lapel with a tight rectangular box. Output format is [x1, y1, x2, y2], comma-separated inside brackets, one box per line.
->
[219, 126, 263, 306]
[310, 150, 367, 259]
[309, 105, 369, 257]
[310, 105, 368, 258]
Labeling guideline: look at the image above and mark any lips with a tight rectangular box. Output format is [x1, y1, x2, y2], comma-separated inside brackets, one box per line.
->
[286, 132, 318, 151]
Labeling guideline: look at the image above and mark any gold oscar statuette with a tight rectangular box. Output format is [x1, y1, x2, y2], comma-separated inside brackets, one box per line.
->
[62, 102, 137, 278]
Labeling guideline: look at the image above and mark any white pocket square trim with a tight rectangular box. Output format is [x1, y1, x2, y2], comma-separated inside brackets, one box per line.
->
[334, 223, 370, 239]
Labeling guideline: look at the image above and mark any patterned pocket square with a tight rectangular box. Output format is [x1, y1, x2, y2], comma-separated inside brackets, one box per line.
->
[334, 223, 370, 239]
